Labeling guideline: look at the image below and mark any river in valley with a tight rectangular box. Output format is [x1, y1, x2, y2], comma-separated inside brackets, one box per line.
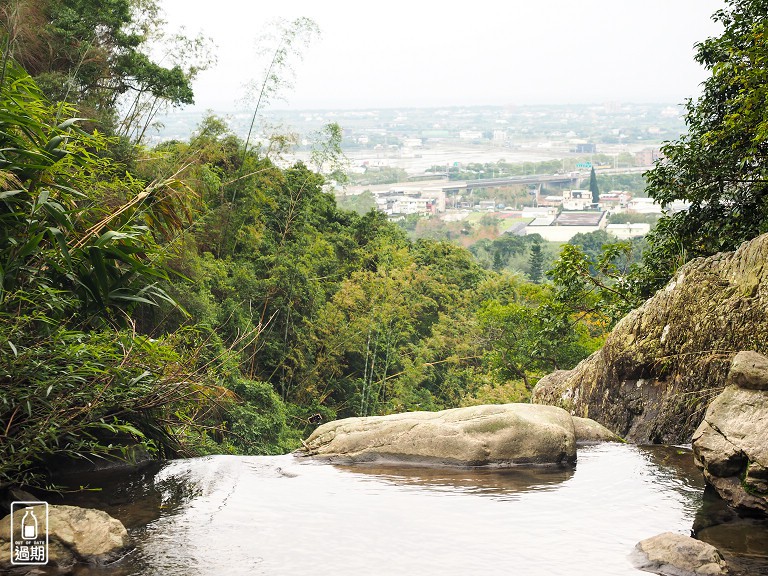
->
[54, 443, 767, 576]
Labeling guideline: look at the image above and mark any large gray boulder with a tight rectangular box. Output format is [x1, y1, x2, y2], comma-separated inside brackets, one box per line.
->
[692, 353, 768, 516]
[531, 233, 768, 443]
[572, 415, 623, 443]
[631, 532, 729, 576]
[296, 403, 582, 466]
[0, 505, 133, 573]
[727, 350, 768, 391]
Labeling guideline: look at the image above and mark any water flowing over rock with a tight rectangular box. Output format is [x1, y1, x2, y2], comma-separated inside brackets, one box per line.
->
[532, 233, 768, 444]
[692, 351, 768, 517]
[631, 532, 729, 576]
[296, 403, 618, 466]
[0, 505, 132, 573]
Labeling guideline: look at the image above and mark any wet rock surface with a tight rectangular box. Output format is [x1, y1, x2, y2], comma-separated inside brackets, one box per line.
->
[692, 353, 768, 517]
[0, 504, 133, 574]
[297, 403, 581, 466]
[631, 532, 729, 576]
[572, 415, 623, 443]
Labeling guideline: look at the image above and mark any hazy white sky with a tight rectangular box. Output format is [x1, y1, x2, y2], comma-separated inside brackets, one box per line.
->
[159, 0, 725, 111]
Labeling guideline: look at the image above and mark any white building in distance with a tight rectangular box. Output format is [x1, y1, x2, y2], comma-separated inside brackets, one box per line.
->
[525, 211, 607, 242]
[606, 223, 651, 239]
[562, 190, 594, 211]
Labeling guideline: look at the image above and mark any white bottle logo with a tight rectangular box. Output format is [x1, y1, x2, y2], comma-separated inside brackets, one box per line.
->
[21, 509, 37, 540]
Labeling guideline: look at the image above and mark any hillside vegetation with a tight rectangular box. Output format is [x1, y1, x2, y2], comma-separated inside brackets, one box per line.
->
[0, 54, 602, 486]
[2, 0, 767, 487]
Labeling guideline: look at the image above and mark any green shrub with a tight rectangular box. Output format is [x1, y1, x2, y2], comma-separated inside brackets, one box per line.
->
[0, 300, 227, 486]
[224, 378, 297, 454]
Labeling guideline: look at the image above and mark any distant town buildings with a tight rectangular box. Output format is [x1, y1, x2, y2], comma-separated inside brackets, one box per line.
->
[562, 189, 594, 211]
[376, 195, 437, 216]
[627, 197, 662, 214]
[459, 130, 484, 140]
[598, 192, 630, 210]
[323, 102, 689, 239]
[635, 148, 663, 165]
[525, 211, 607, 242]
[492, 130, 508, 143]
[371, 185, 447, 217]
[349, 176, 678, 242]
[574, 143, 597, 154]
[402, 137, 424, 148]
[518, 187, 662, 241]
[606, 222, 651, 239]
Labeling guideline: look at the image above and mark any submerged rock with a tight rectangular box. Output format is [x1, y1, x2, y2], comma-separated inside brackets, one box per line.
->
[297, 403, 579, 466]
[532, 233, 768, 444]
[631, 532, 729, 576]
[0, 504, 133, 573]
[692, 353, 768, 517]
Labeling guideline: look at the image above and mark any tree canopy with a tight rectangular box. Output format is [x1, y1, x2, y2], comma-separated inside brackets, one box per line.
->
[640, 0, 768, 293]
[0, 1, 627, 486]
[1, 0, 211, 139]
[589, 166, 600, 205]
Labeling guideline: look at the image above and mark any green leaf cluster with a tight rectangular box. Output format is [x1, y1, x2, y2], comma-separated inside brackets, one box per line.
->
[0, 58, 239, 485]
[3, 0, 212, 140]
[133, 115, 606, 429]
[0, 50, 613, 483]
[639, 0, 768, 293]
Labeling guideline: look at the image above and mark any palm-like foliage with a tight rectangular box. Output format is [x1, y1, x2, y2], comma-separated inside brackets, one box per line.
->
[0, 55, 194, 325]
[0, 55, 221, 486]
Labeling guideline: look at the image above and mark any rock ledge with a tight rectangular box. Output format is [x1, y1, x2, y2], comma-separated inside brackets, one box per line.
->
[692, 351, 768, 517]
[532, 233, 768, 444]
[297, 403, 619, 467]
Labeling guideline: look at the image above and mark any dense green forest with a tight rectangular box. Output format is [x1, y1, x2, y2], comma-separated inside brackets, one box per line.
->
[0, 54, 608, 485]
[2, 0, 766, 489]
[0, 46, 604, 486]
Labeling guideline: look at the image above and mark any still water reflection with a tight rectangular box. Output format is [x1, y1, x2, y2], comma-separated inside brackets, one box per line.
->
[59, 444, 720, 576]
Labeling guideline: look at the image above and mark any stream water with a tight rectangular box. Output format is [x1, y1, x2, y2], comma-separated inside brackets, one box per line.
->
[54, 443, 768, 576]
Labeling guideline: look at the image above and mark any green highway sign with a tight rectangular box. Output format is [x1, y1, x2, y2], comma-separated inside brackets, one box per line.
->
[576, 162, 592, 168]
